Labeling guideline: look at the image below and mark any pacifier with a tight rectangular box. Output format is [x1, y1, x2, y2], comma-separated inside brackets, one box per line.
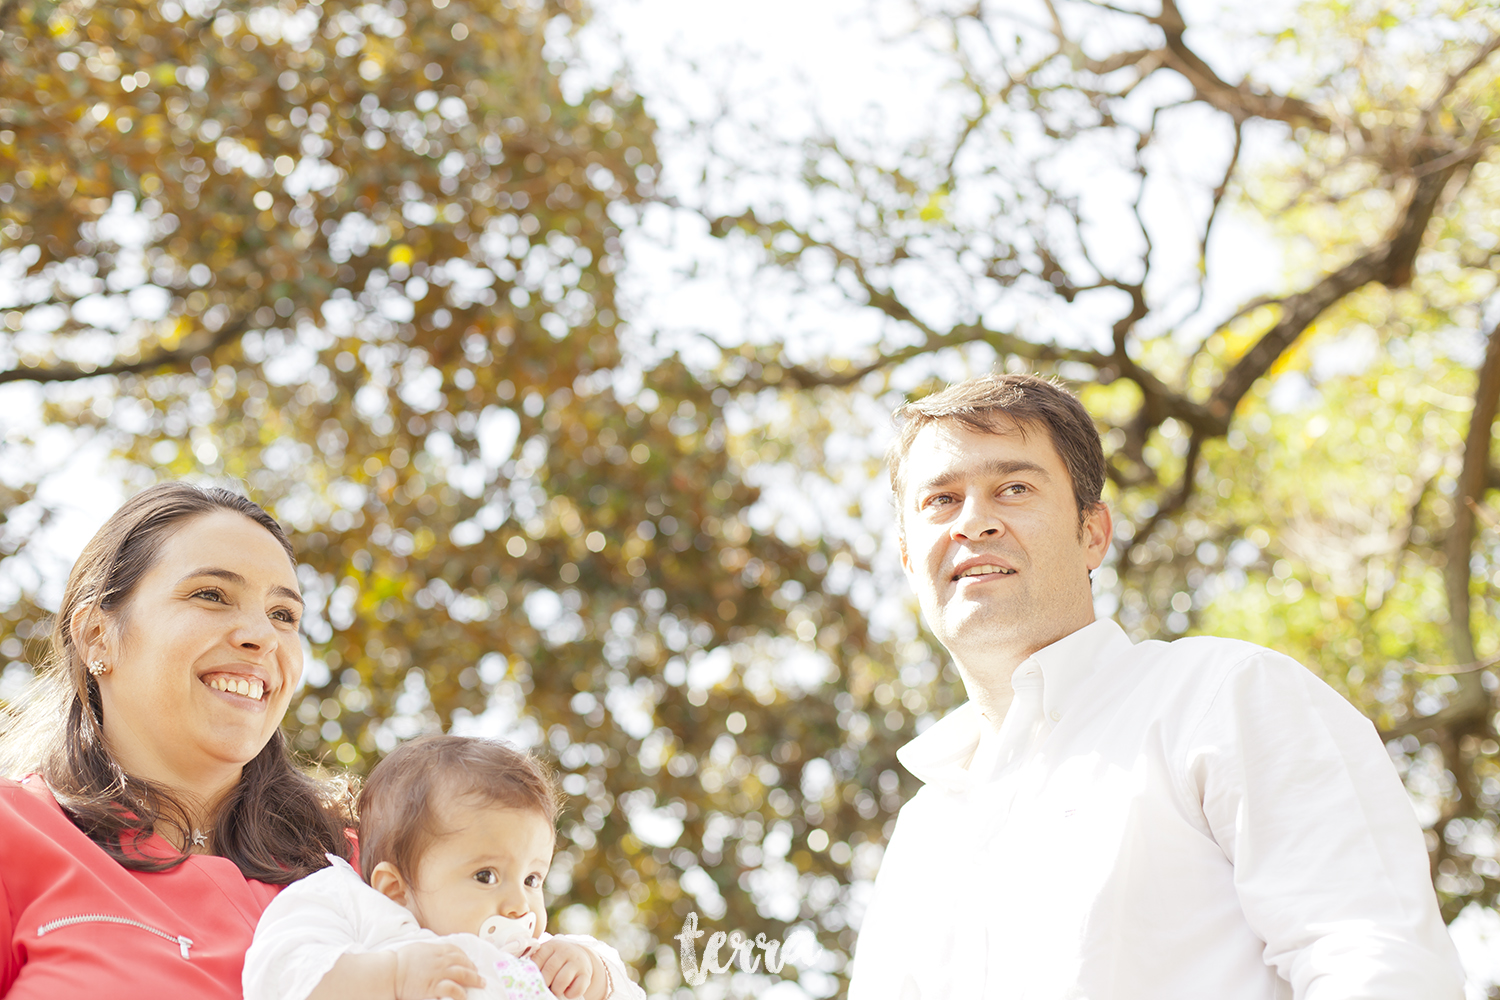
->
[479, 912, 537, 956]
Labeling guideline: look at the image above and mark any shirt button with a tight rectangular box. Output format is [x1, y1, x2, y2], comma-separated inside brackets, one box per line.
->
[1050, 710, 1061, 721]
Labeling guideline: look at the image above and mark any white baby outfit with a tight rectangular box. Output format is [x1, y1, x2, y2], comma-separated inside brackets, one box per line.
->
[242, 856, 643, 1000]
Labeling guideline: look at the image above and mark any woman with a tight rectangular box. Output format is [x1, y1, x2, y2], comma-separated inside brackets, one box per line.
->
[0, 483, 354, 997]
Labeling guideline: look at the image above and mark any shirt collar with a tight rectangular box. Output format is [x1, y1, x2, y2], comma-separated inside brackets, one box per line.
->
[1032, 616, 1133, 722]
[896, 618, 1134, 793]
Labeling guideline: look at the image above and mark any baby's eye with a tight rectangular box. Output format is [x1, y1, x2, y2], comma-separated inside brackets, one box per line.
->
[524, 873, 543, 889]
[472, 869, 497, 885]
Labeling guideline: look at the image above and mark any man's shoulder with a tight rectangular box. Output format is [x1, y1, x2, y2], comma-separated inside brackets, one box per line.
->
[1125, 633, 1366, 744]
[1130, 632, 1304, 684]
[1096, 633, 1323, 729]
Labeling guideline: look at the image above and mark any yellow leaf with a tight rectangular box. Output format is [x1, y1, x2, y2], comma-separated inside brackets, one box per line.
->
[1217, 304, 1281, 363]
[412, 527, 435, 556]
[1267, 325, 1313, 378]
[160, 317, 190, 348]
[918, 186, 949, 223]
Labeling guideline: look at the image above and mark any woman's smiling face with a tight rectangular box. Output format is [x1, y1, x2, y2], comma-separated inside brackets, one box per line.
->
[86, 509, 305, 799]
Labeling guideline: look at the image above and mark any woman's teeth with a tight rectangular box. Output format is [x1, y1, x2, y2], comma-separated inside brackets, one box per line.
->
[208, 676, 264, 700]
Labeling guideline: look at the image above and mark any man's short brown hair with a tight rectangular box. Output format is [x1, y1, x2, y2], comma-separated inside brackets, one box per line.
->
[357, 735, 561, 883]
[888, 372, 1106, 524]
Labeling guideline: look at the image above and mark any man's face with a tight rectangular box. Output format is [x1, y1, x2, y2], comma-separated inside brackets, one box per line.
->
[898, 418, 1111, 669]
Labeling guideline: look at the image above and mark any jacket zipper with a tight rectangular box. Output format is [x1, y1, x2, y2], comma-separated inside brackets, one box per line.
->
[36, 914, 194, 958]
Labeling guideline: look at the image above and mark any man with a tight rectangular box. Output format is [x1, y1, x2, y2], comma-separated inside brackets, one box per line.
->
[848, 373, 1464, 999]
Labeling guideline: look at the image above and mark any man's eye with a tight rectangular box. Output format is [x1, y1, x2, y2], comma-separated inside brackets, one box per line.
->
[271, 608, 299, 624]
[473, 869, 497, 885]
[1001, 483, 1029, 496]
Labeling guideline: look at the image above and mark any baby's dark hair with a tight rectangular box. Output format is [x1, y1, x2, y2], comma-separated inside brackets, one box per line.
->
[357, 734, 561, 884]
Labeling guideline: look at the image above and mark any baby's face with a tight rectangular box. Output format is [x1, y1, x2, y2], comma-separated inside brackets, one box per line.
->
[403, 798, 553, 939]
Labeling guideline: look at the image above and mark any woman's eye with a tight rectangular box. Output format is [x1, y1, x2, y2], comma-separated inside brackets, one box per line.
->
[271, 608, 299, 624]
[193, 589, 225, 603]
[473, 869, 497, 885]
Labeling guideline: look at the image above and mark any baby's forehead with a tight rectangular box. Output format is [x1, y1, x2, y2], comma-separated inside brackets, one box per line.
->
[424, 791, 556, 843]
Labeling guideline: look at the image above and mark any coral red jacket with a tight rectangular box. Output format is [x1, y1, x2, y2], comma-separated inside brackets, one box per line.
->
[0, 776, 281, 998]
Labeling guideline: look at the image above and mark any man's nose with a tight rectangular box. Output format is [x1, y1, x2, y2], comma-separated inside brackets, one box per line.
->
[950, 494, 1003, 540]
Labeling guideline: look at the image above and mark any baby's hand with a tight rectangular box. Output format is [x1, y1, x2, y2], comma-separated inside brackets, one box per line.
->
[532, 938, 606, 1000]
[392, 941, 485, 1000]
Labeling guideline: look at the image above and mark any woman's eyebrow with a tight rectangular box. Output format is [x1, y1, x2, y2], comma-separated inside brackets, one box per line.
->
[179, 567, 305, 606]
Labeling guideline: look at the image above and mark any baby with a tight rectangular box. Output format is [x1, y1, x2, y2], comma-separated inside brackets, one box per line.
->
[244, 735, 643, 1000]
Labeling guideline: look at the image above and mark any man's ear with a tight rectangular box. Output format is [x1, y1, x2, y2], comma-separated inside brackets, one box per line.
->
[896, 504, 915, 578]
[1082, 502, 1113, 570]
[369, 862, 410, 906]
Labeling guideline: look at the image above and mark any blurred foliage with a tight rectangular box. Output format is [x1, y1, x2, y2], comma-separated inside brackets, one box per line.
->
[655, 0, 1500, 958]
[0, 0, 922, 995]
[4, 0, 1500, 996]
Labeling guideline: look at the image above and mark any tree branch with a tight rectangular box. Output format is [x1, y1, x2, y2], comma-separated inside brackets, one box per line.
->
[1188, 118, 1243, 320]
[1446, 318, 1500, 662]
[1209, 154, 1473, 420]
[723, 322, 1111, 392]
[1003, 0, 1334, 133]
[1119, 431, 1203, 562]
[0, 315, 249, 385]
[1381, 697, 1491, 744]
[1415, 32, 1500, 142]
[1412, 132, 1500, 177]
[0, 0, 21, 40]
[1432, 311, 1500, 737]
[1403, 654, 1500, 676]
[1151, 0, 1333, 131]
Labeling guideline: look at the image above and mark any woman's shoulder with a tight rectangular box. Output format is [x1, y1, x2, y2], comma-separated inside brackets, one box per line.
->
[0, 774, 70, 825]
[0, 776, 114, 880]
[1, 773, 55, 795]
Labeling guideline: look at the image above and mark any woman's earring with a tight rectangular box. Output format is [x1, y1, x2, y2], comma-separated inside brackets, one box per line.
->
[87, 659, 109, 677]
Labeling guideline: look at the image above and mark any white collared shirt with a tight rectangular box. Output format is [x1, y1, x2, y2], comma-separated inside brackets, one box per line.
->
[848, 619, 1464, 1000]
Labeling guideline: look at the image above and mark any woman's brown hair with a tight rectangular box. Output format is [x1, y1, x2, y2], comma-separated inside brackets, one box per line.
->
[0, 482, 353, 882]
